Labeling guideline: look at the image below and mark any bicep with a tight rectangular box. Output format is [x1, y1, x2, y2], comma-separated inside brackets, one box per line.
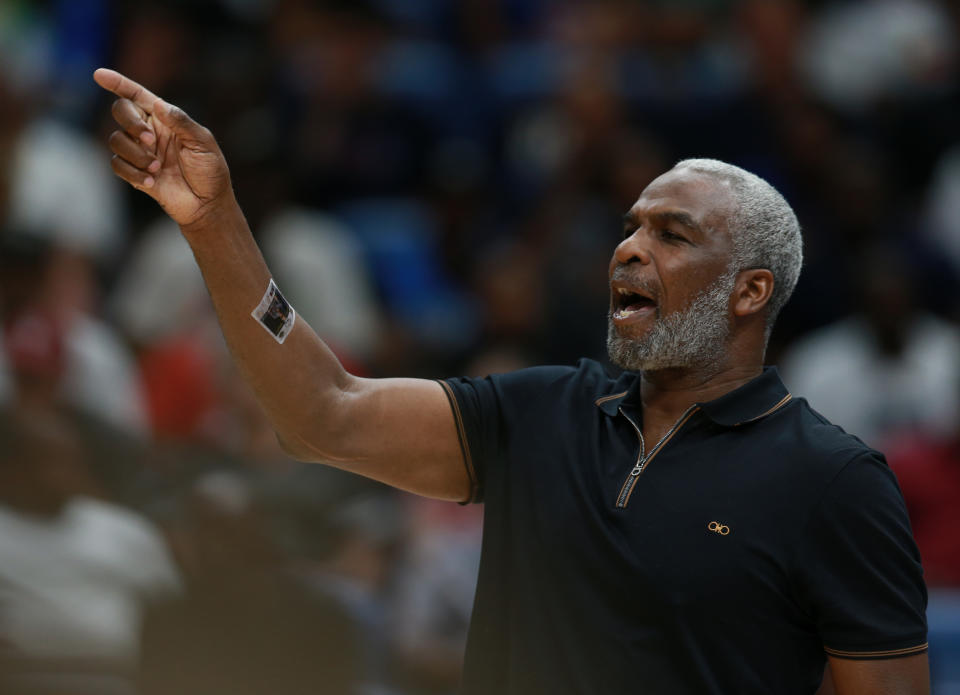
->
[285, 376, 471, 503]
[828, 653, 930, 695]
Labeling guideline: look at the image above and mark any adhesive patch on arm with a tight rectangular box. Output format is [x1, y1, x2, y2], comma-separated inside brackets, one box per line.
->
[251, 279, 296, 344]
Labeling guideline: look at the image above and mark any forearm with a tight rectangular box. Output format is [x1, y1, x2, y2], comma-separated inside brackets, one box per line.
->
[181, 198, 352, 454]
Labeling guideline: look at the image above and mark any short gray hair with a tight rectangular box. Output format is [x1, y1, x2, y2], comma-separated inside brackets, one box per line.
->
[674, 158, 803, 336]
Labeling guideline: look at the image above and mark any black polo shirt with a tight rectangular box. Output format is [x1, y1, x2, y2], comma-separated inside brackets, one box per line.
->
[440, 359, 927, 695]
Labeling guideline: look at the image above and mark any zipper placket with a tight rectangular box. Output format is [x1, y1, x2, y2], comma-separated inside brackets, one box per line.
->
[615, 404, 699, 508]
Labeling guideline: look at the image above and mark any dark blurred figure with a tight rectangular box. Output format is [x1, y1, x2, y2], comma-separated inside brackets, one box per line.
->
[294, 492, 406, 695]
[0, 408, 179, 695]
[782, 244, 960, 447]
[884, 379, 960, 695]
[270, 0, 431, 208]
[390, 496, 481, 695]
[886, 420, 960, 588]
[139, 472, 363, 695]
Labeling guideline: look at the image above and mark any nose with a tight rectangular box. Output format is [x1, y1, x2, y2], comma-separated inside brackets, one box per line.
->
[613, 230, 652, 266]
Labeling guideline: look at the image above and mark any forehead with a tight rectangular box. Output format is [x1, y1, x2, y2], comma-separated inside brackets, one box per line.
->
[627, 167, 735, 230]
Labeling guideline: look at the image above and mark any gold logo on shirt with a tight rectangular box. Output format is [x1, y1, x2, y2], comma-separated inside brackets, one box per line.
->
[708, 521, 731, 536]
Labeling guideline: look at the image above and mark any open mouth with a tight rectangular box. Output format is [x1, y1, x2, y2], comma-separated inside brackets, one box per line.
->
[612, 285, 657, 321]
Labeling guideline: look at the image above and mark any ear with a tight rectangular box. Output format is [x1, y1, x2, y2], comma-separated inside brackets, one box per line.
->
[732, 268, 774, 318]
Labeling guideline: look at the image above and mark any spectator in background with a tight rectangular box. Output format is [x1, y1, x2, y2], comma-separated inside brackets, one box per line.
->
[298, 492, 406, 695]
[781, 244, 960, 447]
[270, 0, 431, 209]
[883, 378, 960, 688]
[0, 92, 147, 434]
[107, 218, 219, 441]
[0, 407, 180, 695]
[391, 497, 481, 695]
[885, 409, 960, 589]
[800, 0, 956, 115]
[260, 209, 383, 366]
[0, 230, 147, 435]
[138, 471, 362, 695]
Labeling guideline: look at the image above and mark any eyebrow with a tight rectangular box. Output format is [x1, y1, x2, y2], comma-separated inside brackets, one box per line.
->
[622, 210, 704, 236]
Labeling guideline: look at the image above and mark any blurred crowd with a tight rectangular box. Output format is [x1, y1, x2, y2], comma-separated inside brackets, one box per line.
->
[1, 0, 960, 692]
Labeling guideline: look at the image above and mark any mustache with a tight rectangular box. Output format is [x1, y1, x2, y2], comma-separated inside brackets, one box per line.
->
[610, 266, 659, 300]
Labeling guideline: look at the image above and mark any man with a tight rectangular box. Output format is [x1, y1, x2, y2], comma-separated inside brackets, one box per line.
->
[93, 68, 929, 694]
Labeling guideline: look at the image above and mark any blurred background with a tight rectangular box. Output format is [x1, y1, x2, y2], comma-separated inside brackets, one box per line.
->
[0, 0, 959, 692]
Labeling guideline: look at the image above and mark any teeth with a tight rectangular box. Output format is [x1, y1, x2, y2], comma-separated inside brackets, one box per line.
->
[616, 286, 651, 300]
[613, 304, 655, 320]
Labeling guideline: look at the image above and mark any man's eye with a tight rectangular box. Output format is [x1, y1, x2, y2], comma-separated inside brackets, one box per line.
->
[622, 227, 636, 240]
[660, 229, 685, 243]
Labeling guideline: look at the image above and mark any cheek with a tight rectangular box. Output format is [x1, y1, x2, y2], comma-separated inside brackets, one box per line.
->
[661, 257, 727, 310]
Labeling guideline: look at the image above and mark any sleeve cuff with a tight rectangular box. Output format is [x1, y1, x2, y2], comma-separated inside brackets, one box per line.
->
[437, 380, 479, 504]
[823, 642, 928, 660]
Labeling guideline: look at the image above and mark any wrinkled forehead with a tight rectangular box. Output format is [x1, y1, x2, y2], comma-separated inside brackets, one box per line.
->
[629, 166, 737, 233]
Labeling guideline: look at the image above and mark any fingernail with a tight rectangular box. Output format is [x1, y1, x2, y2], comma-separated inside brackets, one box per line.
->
[144, 176, 155, 188]
[148, 160, 161, 173]
[140, 131, 155, 145]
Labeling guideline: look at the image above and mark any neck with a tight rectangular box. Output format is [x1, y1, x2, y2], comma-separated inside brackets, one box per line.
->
[639, 360, 762, 425]
[624, 320, 769, 432]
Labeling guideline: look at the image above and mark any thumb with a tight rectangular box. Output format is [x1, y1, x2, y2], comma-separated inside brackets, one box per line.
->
[154, 99, 210, 145]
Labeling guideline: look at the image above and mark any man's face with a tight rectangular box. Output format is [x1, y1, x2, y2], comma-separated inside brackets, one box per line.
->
[607, 167, 737, 372]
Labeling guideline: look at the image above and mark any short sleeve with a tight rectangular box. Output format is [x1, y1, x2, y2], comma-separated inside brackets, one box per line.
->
[794, 452, 928, 660]
[439, 365, 587, 504]
[437, 376, 498, 504]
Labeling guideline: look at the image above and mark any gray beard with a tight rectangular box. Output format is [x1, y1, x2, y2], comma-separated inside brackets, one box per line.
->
[606, 270, 737, 372]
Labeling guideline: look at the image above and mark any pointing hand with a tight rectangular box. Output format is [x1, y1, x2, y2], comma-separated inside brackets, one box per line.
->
[93, 68, 234, 228]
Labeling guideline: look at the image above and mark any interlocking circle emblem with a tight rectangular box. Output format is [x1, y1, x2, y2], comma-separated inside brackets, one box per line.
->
[708, 521, 730, 536]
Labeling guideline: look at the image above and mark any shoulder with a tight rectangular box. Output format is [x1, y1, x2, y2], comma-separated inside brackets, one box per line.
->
[757, 394, 887, 489]
[445, 358, 624, 408]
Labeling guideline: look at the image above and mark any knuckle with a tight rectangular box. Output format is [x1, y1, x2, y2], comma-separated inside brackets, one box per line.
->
[107, 130, 126, 147]
[111, 98, 145, 130]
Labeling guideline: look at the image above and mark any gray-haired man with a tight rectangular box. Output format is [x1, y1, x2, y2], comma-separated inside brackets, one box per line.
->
[95, 68, 929, 695]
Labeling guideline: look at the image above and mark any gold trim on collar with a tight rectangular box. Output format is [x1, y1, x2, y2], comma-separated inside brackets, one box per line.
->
[595, 391, 628, 407]
[734, 394, 793, 426]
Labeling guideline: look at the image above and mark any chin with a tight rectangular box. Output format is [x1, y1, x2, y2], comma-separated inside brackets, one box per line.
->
[606, 316, 719, 373]
[606, 324, 655, 372]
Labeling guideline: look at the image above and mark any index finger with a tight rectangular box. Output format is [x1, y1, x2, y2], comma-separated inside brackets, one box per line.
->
[93, 68, 160, 114]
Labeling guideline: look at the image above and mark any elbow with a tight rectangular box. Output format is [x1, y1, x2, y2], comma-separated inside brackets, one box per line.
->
[276, 376, 363, 464]
[275, 425, 361, 466]
[276, 432, 317, 462]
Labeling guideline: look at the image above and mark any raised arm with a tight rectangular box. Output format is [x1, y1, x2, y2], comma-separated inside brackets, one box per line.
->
[93, 69, 471, 502]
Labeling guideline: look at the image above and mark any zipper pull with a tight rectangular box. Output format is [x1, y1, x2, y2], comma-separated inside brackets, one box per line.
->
[630, 460, 645, 476]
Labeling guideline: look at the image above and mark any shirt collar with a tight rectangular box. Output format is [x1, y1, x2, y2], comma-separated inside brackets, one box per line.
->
[595, 367, 792, 427]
